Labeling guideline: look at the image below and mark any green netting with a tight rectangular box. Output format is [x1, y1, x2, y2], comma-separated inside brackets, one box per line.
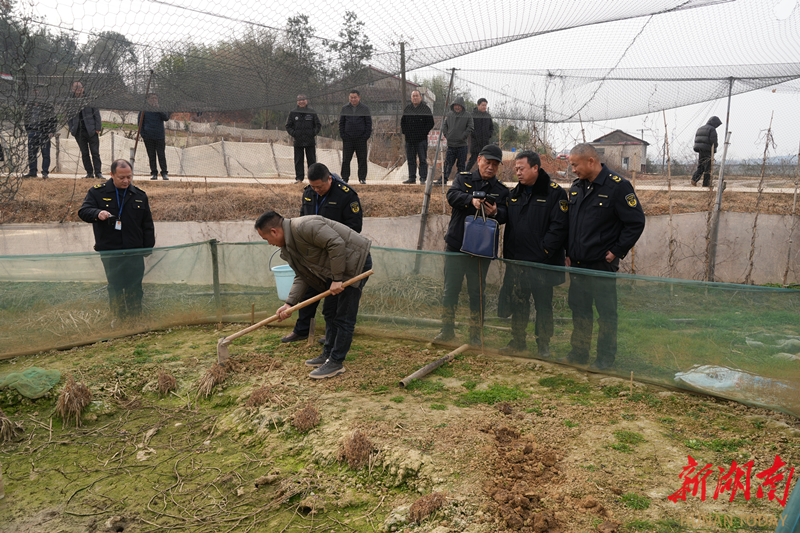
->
[1, 241, 799, 416]
[0, 367, 61, 398]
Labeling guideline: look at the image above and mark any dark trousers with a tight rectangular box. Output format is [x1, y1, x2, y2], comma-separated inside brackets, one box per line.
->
[100, 253, 146, 320]
[341, 138, 368, 182]
[442, 244, 491, 329]
[144, 137, 167, 175]
[466, 138, 489, 171]
[27, 131, 51, 174]
[506, 264, 554, 345]
[292, 285, 321, 337]
[76, 128, 102, 176]
[321, 255, 372, 364]
[293, 145, 317, 181]
[692, 151, 713, 187]
[442, 146, 467, 182]
[405, 140, 428, 181]
[568, 262, 618, 363]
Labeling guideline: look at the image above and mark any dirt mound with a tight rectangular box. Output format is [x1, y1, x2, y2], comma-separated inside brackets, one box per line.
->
[482, 424, 563, 532]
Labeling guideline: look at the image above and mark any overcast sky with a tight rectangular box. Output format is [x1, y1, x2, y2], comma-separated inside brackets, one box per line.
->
[24, 0, 800, 160]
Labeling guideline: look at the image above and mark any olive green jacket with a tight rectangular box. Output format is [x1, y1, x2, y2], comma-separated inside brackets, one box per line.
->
[279, 216, 371, 305]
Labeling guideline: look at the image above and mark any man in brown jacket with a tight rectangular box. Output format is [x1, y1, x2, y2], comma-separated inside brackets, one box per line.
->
[255, 211, 372, 379]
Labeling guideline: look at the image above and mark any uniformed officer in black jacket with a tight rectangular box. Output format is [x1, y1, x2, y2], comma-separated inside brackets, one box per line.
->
[280, 162, 363, 343]
[563, 144, 645, 371]
[499, 151, 568, 358]
[435, 144, 509, 346]
[78, 159, 155, 322]
[285, 94, 322, 183]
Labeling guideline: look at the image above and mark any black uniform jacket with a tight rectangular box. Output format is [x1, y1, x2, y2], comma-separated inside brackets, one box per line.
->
[285, 106, 322, 147]
[445, 169, 509, 250]
[300, 179, 363, 233]
[504, 169, 568, 284]
[566, 164, 645, 269]
[78, 180, 156, 252]
[400, 102, 434, 144]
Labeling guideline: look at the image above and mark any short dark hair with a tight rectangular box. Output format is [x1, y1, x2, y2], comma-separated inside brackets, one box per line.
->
[571, 143, 599, 159]
[477, 98, 488, 105]
[255, 211, 283, 231]
[349, 89, 360, 96]
[515, 151, 541, 169]
[110, 159, 132, 174]
[307, 162, 330, 182]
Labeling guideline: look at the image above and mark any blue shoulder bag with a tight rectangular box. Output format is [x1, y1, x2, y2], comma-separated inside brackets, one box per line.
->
[460, 203, 499, 259]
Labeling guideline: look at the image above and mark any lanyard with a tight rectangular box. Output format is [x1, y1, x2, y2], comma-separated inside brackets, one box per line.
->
[315, 193, 328, 215]
[115, 187, 128, 218]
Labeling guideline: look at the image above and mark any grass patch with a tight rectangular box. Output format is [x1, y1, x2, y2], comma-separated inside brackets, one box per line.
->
[389, 396, 404, 403]
[431, 365, 453, 378]
[621, 493, 650, 510]
[405, 380, 445, 395]
[609, 443, 633, 453]
[459, 384, 529, 405]
[564, 419, 579, 428]
[705, 438, 748, 453]
[430, 403, 447, 410]
[372, 385, 389, 393]
[538, 375, 590, 395]
[614, 430, 646, 446]
[461, 380, 478, 391]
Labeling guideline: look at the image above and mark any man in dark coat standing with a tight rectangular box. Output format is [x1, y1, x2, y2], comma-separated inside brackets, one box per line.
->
[691, 116, 722, 187]
[563, 144, 645, 371]
[78, 159, 155, 322]
[23, 86, 57, 178]
[435, 144, 509, 346]
[67, 81, 103, 179]
[500, 151, 568, 358]
[286, 94, 322, 183]
[338, 90, 372, 184]
[138, 93, 171, 180]
[400, 90, 434, 184]
[467, 98, 493, 171]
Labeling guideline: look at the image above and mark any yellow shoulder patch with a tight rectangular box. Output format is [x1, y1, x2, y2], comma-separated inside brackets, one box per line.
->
[559, 200, 569, 212]
[570, 191, 578, 195]
[93, 183, 104, 188]
[304, 197, 311, 201]
[611, 175, 622, 182]
[550, 182, 558, 188]
[340, 184, 350, 192]
[625, 193, 638, 208]
[350, 202, 360, 214]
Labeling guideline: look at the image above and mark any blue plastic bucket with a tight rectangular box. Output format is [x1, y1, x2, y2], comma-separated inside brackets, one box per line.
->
[271, 265, 295, 301]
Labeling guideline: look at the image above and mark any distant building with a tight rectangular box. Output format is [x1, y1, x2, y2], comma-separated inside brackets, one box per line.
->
[591, 130, 648, 173]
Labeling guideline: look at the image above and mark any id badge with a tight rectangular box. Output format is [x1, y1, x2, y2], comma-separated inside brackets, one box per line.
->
[115, 220, 122, 231]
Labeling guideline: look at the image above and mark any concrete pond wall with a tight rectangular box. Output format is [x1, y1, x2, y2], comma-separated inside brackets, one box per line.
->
[1, 212, 798, 286]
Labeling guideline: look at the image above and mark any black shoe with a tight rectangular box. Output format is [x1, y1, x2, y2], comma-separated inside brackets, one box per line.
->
[295, 178, 303, 183]
[281, 331, 308, 343]
[420, 179, 426, 185]
[305, 353, 328, 367]
[432, 178, 443, 185]
[22, 172, 37, 178]
[317, 337, 326, 345]
[359, 179, 366, 184]
[499, 341, 526, 355]
[557, 351, 589, 365]
[342, 179, 349, 184]
[402, 178, 416, 184]
[161, 172, 169, 181]
[150, 175, 158, 180]
[309, 360, 346, 379]
[537, 341, 551, 359]
[96, 173, 104, 180]
[84, 173, 93, 179]
[589, 359, 615, 372]
[41, 173, 48, 179]
[433, 328, 455, 342]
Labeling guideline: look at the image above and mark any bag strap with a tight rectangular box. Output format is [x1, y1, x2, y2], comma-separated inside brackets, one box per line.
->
[479, 202, 486, 222]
